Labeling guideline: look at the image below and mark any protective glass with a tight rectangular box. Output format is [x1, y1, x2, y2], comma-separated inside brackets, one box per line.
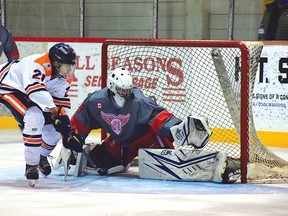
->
[116, 86, 133, 98]
[59, 63, 76, 80]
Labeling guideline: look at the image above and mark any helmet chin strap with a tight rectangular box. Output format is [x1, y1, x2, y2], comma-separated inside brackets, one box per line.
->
[113, 93, 126, 108]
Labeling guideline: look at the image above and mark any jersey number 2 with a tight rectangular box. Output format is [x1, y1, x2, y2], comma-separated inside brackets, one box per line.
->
[32, 69, 45, 81]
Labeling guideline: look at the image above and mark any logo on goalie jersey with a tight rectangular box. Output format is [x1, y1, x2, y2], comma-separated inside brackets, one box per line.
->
[175, 128, 185, 141]
[100, 111, 130, 135]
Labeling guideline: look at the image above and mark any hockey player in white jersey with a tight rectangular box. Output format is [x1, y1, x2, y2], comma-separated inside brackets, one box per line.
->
[56, 67, 241, 184]
[0, 43, 76, 187]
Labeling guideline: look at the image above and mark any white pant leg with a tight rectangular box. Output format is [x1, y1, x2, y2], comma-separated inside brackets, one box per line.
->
[40, 124, 61, 157]
[23, 106, 45, 165]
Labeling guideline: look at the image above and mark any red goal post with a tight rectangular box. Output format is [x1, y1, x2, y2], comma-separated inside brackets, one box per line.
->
[101, 39, 288, 183]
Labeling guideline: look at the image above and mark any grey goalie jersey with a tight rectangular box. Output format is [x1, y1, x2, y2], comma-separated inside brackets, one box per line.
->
[71, 85, 181, 146]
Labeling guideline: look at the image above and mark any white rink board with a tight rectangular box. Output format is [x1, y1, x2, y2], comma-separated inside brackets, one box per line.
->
[47, 42, 103, 114]
[253, 45, 288, 132]
[0, 41, 287, 132]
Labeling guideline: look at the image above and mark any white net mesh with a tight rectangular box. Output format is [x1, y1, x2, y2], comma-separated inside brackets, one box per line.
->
[102, 40, 288, 183]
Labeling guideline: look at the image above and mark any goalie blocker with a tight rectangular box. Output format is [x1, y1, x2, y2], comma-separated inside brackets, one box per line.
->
[138, 148, 241, 183]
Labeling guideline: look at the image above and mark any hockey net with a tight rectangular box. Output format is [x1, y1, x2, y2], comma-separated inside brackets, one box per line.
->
[101, 39, 288, 183]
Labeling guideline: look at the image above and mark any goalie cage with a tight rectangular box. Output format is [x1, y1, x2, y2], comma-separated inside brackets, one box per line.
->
[101, 39, 288, 184]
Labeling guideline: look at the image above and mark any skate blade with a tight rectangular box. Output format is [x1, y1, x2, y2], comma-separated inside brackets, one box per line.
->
[28, 179, 37, 187]
[40, 173, 48, 178]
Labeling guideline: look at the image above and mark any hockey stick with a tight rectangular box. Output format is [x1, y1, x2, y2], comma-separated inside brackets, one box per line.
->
[211, 48, 240, 136]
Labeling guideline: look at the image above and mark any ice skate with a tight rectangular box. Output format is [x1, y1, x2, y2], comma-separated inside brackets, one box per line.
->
[25, 164, 39, 187]
[222, 157, 241, 183]
[38, 155, 51, 176]
[171, 115, 212, 149]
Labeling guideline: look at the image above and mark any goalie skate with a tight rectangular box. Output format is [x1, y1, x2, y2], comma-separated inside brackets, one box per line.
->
[84, 165, 125, 176]
[170, 115, 212, 149]
[222, 157, 241, 183]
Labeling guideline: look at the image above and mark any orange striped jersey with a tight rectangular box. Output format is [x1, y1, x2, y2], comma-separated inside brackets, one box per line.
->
[0, 53, 71, 111]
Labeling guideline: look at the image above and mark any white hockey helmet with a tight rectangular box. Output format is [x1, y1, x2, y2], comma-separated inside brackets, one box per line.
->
[107, 67, 133, 98]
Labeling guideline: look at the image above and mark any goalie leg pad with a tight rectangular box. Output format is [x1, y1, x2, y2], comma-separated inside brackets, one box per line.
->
[138, 148, 227, 183]
[170, 115, 212, 149]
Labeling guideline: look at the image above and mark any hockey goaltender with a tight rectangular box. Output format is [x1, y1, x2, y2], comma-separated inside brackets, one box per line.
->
[52, 67, 241, 184]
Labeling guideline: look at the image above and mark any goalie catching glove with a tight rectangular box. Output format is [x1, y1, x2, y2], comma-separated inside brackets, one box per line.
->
[170, 115, 212, 149]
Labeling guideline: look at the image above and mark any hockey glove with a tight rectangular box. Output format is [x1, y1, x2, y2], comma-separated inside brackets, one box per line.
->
[62, 129, 84, 153]
[52, 107, 71, 136]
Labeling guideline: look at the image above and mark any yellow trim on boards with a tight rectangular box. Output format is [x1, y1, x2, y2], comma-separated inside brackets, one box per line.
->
[257, 131, 288, 148]
[0, 116, 287, 148]
[0, 116, 19, 129]
[210, 128, 288, 148]
[263, 0, 276, 12]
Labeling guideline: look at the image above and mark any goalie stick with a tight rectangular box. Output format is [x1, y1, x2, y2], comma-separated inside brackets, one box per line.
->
[211, 48, 240, 137]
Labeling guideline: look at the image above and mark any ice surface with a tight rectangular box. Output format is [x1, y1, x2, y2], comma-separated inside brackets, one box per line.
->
[0, 130, 288, 216]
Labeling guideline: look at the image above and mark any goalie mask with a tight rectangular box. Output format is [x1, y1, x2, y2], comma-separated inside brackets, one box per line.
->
[107, 67, 133, 108]
[49, 43, 76, 80]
